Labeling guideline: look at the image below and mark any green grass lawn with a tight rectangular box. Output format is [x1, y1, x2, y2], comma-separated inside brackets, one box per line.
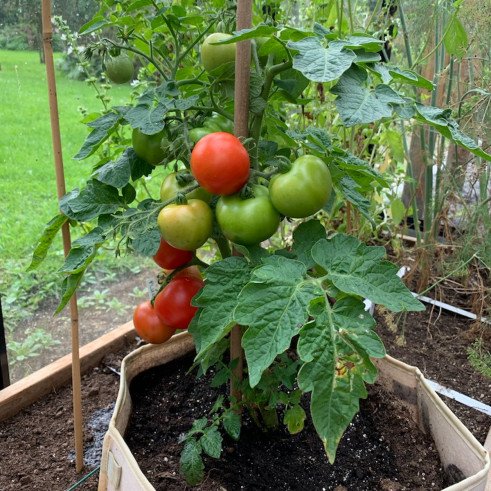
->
[0, 49, 132, 264]
[0, 49, 160, 336]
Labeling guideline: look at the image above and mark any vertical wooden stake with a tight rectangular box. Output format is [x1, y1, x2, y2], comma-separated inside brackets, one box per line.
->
[230, 0, 252, 404]
[41, 0, 84, 473]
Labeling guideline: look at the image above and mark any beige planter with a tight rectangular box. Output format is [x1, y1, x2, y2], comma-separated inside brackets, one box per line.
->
[98, 332, 490, 491]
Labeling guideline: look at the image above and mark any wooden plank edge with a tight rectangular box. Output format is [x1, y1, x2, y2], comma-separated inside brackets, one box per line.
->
[0, 321, 136, 423]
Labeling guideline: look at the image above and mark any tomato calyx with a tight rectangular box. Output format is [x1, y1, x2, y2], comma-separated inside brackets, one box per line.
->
[155, 257, 209, 296]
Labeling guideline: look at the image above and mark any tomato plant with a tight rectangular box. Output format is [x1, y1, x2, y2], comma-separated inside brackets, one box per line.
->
[154, 276, 204, 330]
[105, 54, 133, 84]
[190, 132, 250, 195]
[269, 155, 333, 218]
[153, 239, 194, 270]
[157, 199, 213, 251]
[31, 1, 491, 487]
[216, 185, 280, 245]
[133, 301, 176, 344]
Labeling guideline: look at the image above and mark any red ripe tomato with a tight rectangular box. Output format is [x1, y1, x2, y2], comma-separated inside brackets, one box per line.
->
[171, 266, 202, 281]
[153, 239, 194, 270]
[154, 276, 204, 330]
[190, 132, 250, 195]
[133, 301, 176, 344]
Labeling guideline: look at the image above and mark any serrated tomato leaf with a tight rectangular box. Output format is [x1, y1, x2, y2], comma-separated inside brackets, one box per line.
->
[312, 234, 424, 312]
[28, 214, 68, 271]
[291, 220, 326, 269]
[236, 255, 322, 387]
[74, 111, 122, 160]
[331, 65, 405, 126]
[179, 439, 204, 486]
[189, 257, 251, 362]
[200, 427, 222, 459]
[288, 37, 356, 82]
[297, 296, 378, 462]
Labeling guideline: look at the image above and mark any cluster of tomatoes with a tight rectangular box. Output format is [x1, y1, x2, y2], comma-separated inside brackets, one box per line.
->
[132, 240, 204, 344]
[157, 132, 333, 248]
[133, 132, 333, 344]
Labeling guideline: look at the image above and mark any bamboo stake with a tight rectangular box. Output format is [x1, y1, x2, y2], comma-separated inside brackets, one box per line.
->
[41, 0, 84, 472]
[230, 0, 252, 404]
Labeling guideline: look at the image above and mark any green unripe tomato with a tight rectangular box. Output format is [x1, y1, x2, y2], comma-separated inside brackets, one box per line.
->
[188, 127, 213, 143]
[132, 128, 166, 165]
[269, 155, 332, 218]
[205, 114, 234, 134]
[105, 55, 134, 84]
[201, 33, 236, 73]
[216, 185, 280, 245]
[157, 199, 213, 251]
[160, 172, 212, 203]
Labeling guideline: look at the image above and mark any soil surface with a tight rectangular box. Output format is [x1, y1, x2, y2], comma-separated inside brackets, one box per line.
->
[125, 354, 446, 491]
[376, 307, 491, 443]
[7, 267, 154, 382]
[0, 338, 138, 490]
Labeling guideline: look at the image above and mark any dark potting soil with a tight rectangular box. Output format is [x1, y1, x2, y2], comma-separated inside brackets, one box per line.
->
[376, 308, 491, 443]
[125, 354, 448, 491]
[0, 339, 138, 491]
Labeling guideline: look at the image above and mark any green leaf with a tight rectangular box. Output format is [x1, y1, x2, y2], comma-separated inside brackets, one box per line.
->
[443, 16, 468, 58]
[200, 427, 223, 459]
[210, 367, 229, 388]
[288, 37, 356, 82]
[373, 65, 434, 91]
[55, 271, 85, 314]
[331, 65, 405, 126]
[61, 180, 124, 222]
[222, 410, 241, 440]
[274, 68, 310, 100]
[189, 257, 251, 359]
[331, 297, 385, 360]
[331, 172, 373, 223]
[125, 100, 167, 135]
[28, 214, 68, 271]
[312, 234, 424, 312]
[59, 247, 97, 274]
[232, 244, 270, 265]
[132, 227, 161, 256]
[94, 152, 132, 188]
[415, 105, 491, 161]
[283, 405, 306, 434]
[179, 439, 204, 486]
[334, 151, 388, 187]
[390, 197, 406, 224]
[291, 220, 326, 269]
[286, 127, 332, 155]
[214, 25, 277, 43]
[297, 298, 369, 462]
[79, 17, 111, 34]
[74, 111, 122, 160]
[59, 228, 104, 275]
[236, 256, 322, 387]
[334, 35, 384, 53]
[126, 0, 153, 12]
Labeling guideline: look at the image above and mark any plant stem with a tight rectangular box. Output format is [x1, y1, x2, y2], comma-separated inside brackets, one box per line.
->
[339, 0, 344, 36]
[250, 60, 293, 167]
[103, 38, 168, 79]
